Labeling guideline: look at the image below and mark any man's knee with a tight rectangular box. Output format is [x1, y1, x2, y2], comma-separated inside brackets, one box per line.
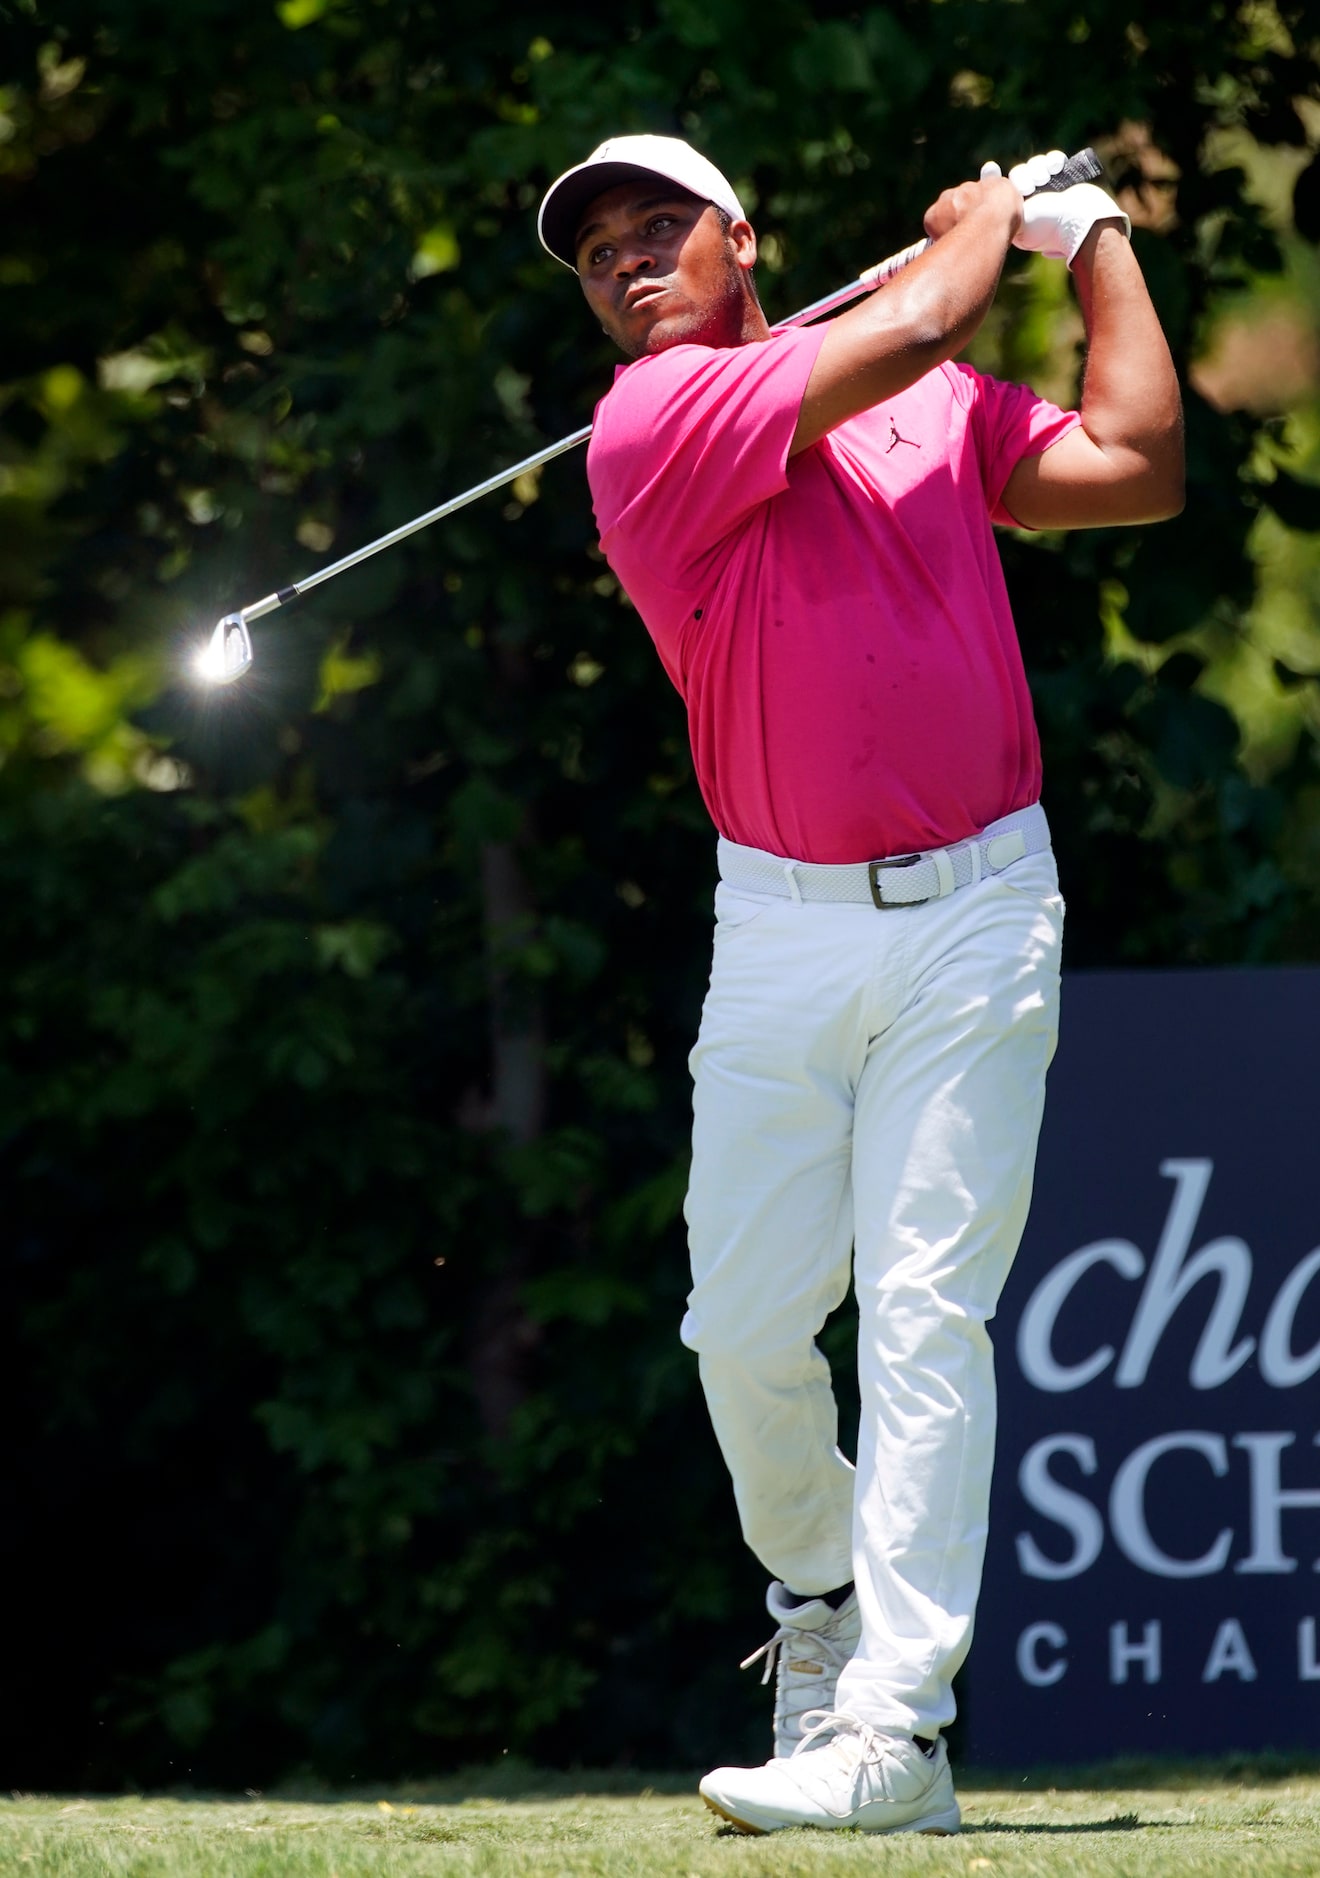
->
[681, 1294, 824, 1383]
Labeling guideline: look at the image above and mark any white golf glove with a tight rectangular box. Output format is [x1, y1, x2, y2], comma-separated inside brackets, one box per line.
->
[984, 149, 1129, 267]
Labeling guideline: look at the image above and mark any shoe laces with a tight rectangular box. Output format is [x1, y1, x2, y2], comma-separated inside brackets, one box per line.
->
[739, 1614, 854, 1690]
[793, 1710, 940, 1808]
[793, 1708, 886, 1764]
[740, 1607, 858, 1750]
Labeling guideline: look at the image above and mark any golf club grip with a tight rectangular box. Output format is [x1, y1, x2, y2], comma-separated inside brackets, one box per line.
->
[1044, 146, 1103, 191]
[851, 145, 1105, 295]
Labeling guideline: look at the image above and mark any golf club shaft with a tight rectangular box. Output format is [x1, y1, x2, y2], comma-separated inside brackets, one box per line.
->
[233, 424, 595, 625]
[227, 243, 926, 629]
[230, 149, 1100, 630]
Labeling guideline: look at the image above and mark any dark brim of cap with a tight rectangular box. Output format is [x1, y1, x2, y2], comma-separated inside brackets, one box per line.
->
[538, 161, 705, 269]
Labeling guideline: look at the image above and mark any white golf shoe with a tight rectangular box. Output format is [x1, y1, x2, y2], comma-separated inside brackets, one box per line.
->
[699, 1710, 961, 1836]
[740, 1581, 862, 1756]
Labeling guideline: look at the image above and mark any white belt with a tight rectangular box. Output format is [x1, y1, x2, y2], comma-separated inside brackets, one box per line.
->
[717, 804, 1050, 909]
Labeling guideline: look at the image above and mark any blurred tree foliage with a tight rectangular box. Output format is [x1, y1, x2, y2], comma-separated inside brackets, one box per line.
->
[4, 0, 1320, 1787]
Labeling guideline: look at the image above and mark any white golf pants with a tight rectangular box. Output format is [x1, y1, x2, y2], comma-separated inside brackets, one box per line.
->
[680, 826, 1064, 1740]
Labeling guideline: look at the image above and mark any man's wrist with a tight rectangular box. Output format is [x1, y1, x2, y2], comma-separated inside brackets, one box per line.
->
[986, 175, 1025, 241]
[1069, 217, 1131, 272]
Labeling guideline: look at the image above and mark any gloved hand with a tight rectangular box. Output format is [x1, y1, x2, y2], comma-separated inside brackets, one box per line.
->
[985, 149, 1130, 267]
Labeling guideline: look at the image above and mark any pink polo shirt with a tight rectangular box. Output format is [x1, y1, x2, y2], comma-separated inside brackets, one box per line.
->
[587, 323, 1080, 864]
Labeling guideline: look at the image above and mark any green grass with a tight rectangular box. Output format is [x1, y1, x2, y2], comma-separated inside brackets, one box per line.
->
[4, 1759, 1320, 1876]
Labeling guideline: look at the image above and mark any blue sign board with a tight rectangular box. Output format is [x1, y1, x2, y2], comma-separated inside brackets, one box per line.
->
[970, 968, 1320, 1762]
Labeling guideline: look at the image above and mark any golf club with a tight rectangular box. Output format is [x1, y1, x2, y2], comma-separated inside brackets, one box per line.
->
[196, 147, 1103, 686]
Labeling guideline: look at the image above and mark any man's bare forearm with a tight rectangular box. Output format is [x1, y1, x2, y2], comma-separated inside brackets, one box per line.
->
[1002, 223, 1184, 529]
[1072, 223, 1184, 511]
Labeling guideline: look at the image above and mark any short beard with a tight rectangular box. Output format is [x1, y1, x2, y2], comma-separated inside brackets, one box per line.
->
[610, 236, 755, 360]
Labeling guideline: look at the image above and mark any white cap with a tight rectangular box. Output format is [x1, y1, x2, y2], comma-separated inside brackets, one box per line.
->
[537, 134, 746, 270]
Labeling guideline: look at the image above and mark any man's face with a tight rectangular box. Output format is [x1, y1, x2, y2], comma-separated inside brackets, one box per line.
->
[573, 181, 758, 359]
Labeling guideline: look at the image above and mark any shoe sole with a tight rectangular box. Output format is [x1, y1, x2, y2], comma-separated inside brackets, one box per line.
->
[701, 1793, 960, 1836]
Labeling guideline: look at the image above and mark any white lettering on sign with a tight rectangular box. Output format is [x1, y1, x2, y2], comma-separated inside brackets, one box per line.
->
[1233, 1432, 1320, 1574]
[1109, 1433, 1233, 1578]
[1202, 1618, 1257, 1682]
[1017, 1159, 1320, 1393]
[1016, 1241, 1144, 1391]
[1016, 1430, 1320, 1578]
[1115, 1162, 1255, 1389]
[1015, 1618, 1320, 1687]
[1110, 1619, 1161, 1684]
[1016, 1622, 1068, 1686]
[1260, 1248, 1320, 1386]
[1015, 1436, 1104, 1580]
[1301, 1618, 1320, 1680]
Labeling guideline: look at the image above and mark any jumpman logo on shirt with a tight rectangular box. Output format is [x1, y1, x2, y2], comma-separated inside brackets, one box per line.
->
[887, 418, 919, 453]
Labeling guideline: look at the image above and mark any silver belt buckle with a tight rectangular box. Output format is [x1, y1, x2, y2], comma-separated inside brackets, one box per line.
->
[868, 852, 923, 909]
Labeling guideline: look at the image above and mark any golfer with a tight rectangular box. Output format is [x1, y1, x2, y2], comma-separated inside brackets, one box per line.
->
[538, 134, 1182, 1835]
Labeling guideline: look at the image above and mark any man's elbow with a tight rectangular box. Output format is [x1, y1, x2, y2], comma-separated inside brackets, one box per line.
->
[1148, 411, 1185, 519]
[1112, 431, 1184, 523]
[1150, 439, 1186, 518]
[1146, 465, 1185, 522]
[1094, 407, 1184, 521]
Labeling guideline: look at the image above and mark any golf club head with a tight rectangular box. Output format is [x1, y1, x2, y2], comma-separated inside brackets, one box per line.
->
[197, 612, 253, 685]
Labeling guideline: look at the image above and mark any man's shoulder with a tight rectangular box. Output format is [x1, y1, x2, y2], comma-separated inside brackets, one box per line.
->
[938, 357, 1066, 419]
[935, 359, 985, 407]
[589, 328, 822, 545]
[591, 332, 808, 487]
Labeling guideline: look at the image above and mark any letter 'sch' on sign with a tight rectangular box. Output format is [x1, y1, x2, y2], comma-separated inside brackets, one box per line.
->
[970, 968, 1320, 1762]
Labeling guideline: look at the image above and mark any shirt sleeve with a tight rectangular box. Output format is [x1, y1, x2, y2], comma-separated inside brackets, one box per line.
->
[587, 324, 828, 585]
[952, 363, 1083, 527]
